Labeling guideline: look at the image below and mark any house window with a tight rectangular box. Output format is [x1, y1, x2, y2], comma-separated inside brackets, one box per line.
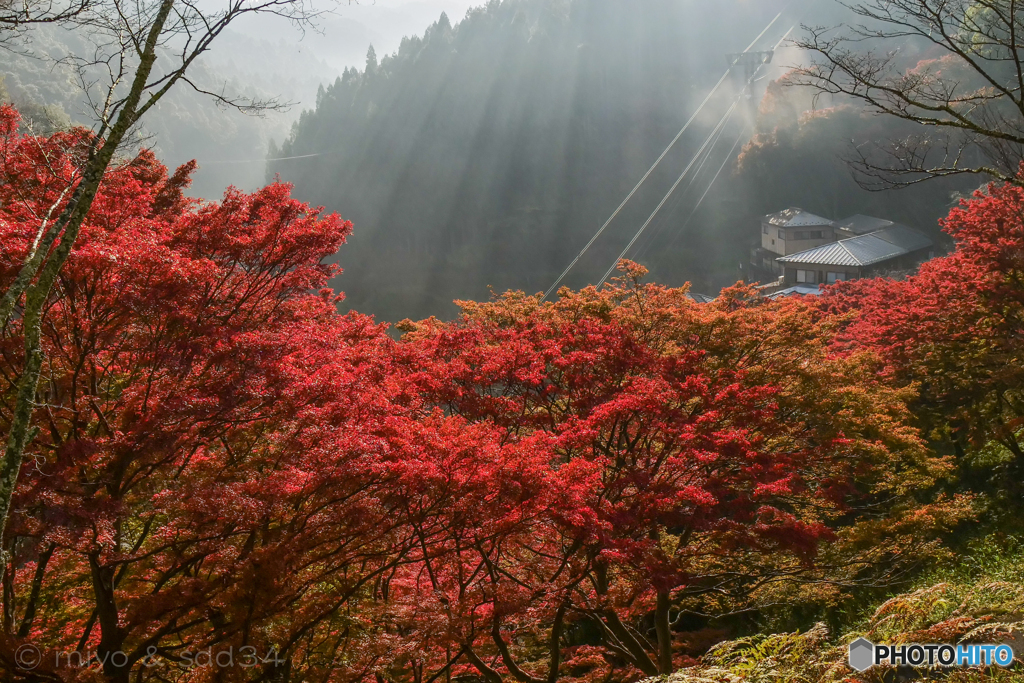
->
[794, 230, 825, 240]
[778, 230, 785, 239]
[796, 269, 817, 284]
[827, 272, 847, 284]
[763, 225, 768, 234]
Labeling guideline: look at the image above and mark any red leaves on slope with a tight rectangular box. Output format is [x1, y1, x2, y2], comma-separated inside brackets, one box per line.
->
[0, 117, 405, 682]
[818, 175, 1024, 456]
[395, 268, 950, 681]
[0, 111, 962, 683]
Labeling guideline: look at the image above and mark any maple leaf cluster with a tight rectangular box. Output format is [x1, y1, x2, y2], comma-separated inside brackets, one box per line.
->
[817, 174, 1024, 505]
[0, 106, 981, 683]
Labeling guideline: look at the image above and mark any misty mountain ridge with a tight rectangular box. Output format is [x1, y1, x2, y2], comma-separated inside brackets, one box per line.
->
[1, 0, 971, 323]
[0, 0, 478, 198]
[273, 0, 807, 322]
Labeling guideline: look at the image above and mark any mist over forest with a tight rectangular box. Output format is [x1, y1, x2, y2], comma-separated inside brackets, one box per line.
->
[269, 0, 975, 321]
[2, 0, 976, 322]
[0, 0, 479, 198]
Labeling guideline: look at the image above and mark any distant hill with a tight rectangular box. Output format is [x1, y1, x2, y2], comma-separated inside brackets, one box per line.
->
[1, 25, 338, 198]
[1, 2, 499, 200]
[272, 0, 800, 322]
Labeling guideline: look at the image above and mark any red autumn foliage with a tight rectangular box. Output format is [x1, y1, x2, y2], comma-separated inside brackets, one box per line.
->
[0, 104, 455, 683]
[0, 106, 964, 683]
[392, 267, 957, 682]
[817, 175, 1024, 472]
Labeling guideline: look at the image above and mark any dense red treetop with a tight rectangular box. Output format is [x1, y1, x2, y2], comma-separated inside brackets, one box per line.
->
[394, 264, 961, 681]
[817, 176, 1024, 459]
[0, 106, 970, 683]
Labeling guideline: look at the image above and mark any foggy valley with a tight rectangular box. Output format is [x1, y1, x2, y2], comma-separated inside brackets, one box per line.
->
[3, 0, 975, 322]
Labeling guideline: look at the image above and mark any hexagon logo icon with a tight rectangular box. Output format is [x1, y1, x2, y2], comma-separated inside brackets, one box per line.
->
[848, 637, 875, 672]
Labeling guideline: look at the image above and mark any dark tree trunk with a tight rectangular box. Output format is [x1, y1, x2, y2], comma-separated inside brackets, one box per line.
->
[655, 589, 673, 674]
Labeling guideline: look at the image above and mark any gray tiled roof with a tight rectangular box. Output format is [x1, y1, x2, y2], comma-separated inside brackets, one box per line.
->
[764, 207, 835, 228]
[778, 225, 933, 268]
[873, 224, 933, 252]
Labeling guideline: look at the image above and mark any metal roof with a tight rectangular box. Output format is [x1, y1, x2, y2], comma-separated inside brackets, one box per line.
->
[778, 225, 933, 268]
[836, 214, 895, 235]
[768, 285, 822, 299]
[873, 224, 933, 252]
[764, 207, 835, 228]
[686, 292, 716, 304]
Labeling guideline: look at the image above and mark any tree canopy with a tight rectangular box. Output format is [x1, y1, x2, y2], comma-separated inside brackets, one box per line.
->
[0, 102, 984, 683]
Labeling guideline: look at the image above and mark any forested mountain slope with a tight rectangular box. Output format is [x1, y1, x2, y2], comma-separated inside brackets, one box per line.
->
[274, 0, 973, 322]
[273, 0, 797, 321]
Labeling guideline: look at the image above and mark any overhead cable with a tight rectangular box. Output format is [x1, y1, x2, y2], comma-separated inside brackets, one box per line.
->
[631, 117, 731, 262]
[595, 24, 797, 289]
[595, 102, 739, 289]
[540, 7, 791, 301]
[663, 125, 751, 252]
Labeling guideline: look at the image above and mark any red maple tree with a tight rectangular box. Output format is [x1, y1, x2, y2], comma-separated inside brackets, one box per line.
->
[818, 176, 1024, 494]
[394, 263, 957, 682]
[0, 105, 452, 683]
[0, 106, 967, 683]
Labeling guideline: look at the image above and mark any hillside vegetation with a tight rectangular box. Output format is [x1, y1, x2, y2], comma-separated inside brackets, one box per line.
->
[2, 0, 1023, 681]
[0, 76, 1022, 680]
[659, 539, 1024, 682]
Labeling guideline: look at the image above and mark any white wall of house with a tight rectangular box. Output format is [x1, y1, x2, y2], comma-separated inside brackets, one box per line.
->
[762, 223, 837, 257]
[785, 266, 860, 285]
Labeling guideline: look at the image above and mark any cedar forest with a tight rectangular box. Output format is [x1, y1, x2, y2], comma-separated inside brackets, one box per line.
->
[1, 0, 1024, 682]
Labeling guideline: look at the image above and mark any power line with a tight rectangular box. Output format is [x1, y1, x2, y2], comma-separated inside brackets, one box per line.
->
[593, 23, 798, 290]
[595, 102, 739, 289]
[198, 152, 325, 165]
[631, 117, 731, 262]
[540, 7, 792, 301]
[664, 125, 751, 252]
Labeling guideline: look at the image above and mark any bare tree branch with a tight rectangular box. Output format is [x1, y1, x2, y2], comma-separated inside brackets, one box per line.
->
[792, 0, 1024, 187]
